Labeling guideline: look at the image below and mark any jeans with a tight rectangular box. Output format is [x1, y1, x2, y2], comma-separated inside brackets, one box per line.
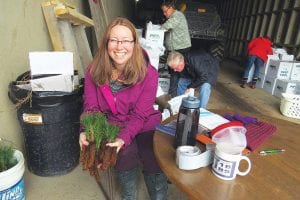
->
[177, 78, 211, 108]
[243, 56, 264, 80]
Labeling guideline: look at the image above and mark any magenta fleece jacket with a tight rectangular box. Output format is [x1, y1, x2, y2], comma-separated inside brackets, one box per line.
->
[82, 63, 161, 148]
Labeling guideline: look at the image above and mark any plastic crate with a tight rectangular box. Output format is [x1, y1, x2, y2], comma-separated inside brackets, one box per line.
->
[280, 93, 300, 119]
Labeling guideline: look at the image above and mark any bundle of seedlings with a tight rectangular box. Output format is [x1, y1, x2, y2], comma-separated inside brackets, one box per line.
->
[0, 144, 17, 172]
[80, 112, 119, 181]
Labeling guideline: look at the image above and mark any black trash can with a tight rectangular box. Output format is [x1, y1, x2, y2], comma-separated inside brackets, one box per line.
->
[16, 90, 82, 176]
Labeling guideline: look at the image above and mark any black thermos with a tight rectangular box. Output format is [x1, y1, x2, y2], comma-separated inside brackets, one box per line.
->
[174, 96, 200, 148]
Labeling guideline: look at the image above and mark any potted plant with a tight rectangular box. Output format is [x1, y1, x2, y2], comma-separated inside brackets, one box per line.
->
[0, 142, 25, 199]
[79, 112, 119, 181]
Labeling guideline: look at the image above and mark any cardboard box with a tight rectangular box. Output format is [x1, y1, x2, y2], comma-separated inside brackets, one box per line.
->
[263, 75, 277, 95]
[261, 55, 279, 74]
[273, 79, 300, 98]
[290, 62, 300, 81]
[266, 60, 293, 79]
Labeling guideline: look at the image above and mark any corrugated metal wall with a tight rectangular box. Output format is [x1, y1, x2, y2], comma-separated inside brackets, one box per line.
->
[217, 0, 300, 60]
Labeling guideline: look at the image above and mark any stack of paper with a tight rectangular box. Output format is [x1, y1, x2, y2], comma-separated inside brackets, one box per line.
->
[199, 108, 229, 130]
[29, 51, 75, 92]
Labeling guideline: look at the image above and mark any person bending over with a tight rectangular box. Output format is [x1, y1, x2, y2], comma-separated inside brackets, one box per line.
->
[167, 49, 219, 108]
[241, 36, 273, 89]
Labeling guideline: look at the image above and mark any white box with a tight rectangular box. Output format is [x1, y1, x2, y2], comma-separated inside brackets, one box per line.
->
[280, 54, 294, 61]
[290, 62, 300, 81]
[144, 49, 160, 69]
[257, 72, 265, 89]
[263, 75, 277, 95]
[266, 60, 293, 79]
[158, 78, 170, 95]
[261, 55, 279, 74]
[274, 79, 300, 98]
[145, 29, 164, 48]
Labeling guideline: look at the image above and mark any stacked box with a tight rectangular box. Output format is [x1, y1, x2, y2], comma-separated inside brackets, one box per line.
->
[145, 29, 164, 48]
[263, 75, 277, 95]
[273, 79, 300, 98]
[280, 54, 294, 61]
[290, 62, 300, 81]
[158, 78, 170, 95]
[261, 55, 279, 75]
[266, 60, 293, 79]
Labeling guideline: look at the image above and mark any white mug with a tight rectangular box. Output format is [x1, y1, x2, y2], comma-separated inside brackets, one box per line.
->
[212, 143, 251, 180]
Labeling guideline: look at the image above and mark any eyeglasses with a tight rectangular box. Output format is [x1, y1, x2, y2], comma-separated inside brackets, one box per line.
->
[108, 39, 134, 46]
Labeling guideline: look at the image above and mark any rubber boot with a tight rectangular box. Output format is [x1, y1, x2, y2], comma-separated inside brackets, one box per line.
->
[144, 172, 168, 200]
[115, 168, 137, 200]
[240, 77, 248, 88]
[251, 78, 258, 89]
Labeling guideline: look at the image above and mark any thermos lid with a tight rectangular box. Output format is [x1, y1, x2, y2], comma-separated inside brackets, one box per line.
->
[181, 96, 200, 109]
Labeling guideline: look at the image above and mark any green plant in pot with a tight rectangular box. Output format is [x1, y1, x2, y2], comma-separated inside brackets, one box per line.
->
[0, 146, 17, 172]
[0, 141, 25, 199]
[80, 112, 119, 182]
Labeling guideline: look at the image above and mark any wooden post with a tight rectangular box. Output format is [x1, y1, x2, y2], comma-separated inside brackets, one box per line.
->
[41, 0, 94, 77]
[88, 0, 107, 48]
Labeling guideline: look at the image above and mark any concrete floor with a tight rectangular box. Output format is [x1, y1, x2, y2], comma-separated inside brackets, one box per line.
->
[23, 59, 300, 200]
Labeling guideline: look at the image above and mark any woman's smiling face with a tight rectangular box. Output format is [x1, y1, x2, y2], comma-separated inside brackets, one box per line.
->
[108, 25, 134, 69]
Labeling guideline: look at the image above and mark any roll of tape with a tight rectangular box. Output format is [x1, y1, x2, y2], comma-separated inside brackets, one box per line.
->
[176, 146, 214, 170]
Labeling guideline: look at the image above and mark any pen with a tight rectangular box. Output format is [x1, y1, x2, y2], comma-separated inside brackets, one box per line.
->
[259, 149, 285, 155]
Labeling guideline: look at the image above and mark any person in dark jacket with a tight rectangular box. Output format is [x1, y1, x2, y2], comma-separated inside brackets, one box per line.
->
[241, 36, 273, 89]
[167, 49, 219, 108]
[79, 17, 168, 200]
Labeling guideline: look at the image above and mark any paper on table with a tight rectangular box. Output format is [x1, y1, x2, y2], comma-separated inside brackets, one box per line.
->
[29, 51, 74, 75]
[167, 90, 194, 115]
[199, 108, 229, 130]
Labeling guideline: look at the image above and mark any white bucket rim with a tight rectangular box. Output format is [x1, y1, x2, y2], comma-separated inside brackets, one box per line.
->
[0, 149, 25, 191]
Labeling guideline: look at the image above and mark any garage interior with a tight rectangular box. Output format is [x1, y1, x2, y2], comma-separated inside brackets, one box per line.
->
[1, 0, 299, 199]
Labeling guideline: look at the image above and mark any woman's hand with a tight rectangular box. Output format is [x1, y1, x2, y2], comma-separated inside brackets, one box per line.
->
[79, 132, 89, 150]
[106, 138, 125, 153]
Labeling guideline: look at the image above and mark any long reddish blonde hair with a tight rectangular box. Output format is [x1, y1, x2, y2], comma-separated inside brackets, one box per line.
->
[90, 17, 146, 85]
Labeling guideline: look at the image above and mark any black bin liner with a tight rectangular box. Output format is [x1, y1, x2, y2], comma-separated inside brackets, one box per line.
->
[10, 71, 83, 176]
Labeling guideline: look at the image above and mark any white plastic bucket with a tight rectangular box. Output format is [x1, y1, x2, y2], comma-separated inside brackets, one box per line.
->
[0, 150, 25, 200]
